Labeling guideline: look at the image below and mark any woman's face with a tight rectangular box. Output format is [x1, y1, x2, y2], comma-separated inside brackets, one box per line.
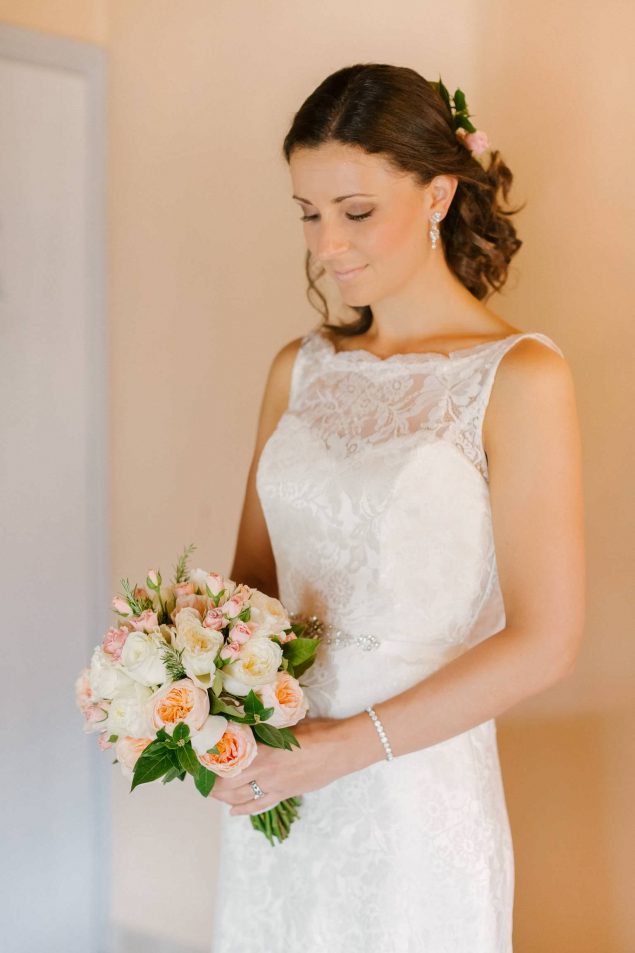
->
[289, 141, 453, 306]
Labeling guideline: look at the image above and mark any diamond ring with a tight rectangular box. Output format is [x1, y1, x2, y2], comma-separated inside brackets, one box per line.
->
[249, 779, 266, 800]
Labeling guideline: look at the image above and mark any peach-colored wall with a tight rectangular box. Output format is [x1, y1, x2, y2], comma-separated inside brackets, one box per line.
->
[2, 1, 633, 950]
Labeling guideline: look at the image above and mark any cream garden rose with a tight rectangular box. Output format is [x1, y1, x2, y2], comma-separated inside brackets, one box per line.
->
[89, 645, 134, 701]
[256, 672, 309, 728]
[106, 680, 154, 737]
[221, 636, 283, 696]
[120, 630, 169, 687]
[247, 590, 292, 638]
[173, 607, 224, 688]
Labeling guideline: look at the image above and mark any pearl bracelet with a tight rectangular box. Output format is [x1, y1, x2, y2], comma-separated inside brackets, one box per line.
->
[365, 706, 394, 762]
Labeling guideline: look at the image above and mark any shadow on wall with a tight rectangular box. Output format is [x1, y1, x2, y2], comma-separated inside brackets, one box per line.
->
[498, 710, 634, 953]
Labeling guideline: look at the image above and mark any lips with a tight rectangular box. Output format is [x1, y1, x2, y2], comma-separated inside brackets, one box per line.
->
[333, 265, 367, 279]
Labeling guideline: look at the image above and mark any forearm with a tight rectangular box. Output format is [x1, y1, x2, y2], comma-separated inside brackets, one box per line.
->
[336, 626, 575, 775]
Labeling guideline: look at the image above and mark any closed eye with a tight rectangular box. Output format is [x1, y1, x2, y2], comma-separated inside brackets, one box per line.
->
[299, 210, 374, 223]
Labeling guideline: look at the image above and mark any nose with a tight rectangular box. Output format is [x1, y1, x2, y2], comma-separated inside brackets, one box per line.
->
[313, 221, 351, 263]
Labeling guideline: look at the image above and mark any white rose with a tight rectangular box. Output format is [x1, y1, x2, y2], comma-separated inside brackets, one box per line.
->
[173, 607, 224, 689]
[247, 590, 291, 638]
[221, 636, 283, 696]
[89, 645, 134, 701]
[190, 715, 229, 758]
[106, 681, 154, 737]
[120, 630, 169, 686]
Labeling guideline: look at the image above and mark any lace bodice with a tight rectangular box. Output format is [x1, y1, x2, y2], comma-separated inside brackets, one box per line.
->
[255, 324, 564, 714]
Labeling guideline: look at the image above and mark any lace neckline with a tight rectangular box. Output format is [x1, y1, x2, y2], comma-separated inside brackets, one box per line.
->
[315, 326, 526, 364]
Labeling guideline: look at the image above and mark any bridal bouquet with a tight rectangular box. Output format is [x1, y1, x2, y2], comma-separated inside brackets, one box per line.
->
[75, 543, 319, 845]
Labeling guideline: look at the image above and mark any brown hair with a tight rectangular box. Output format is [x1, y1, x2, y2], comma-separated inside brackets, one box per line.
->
[282, 63, 524, 337]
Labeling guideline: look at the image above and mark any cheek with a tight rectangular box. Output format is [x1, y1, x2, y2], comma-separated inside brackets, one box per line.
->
[366, 214, 425, 268]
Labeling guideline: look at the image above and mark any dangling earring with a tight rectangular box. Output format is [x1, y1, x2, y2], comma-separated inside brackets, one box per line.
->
[429, 211, 442, 249]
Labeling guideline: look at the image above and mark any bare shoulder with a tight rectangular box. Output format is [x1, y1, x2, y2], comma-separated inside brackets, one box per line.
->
[483, 336, 574, 450]
[264, 334, 306, 413]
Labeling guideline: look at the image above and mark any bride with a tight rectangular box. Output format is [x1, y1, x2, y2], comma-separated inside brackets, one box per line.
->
[208, 63, 585, 952]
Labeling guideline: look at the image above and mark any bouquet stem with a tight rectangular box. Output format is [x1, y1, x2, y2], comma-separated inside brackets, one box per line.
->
[250, 796, 302, 846]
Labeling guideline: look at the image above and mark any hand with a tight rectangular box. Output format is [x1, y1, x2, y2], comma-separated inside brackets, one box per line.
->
[209, 716, 347, 816]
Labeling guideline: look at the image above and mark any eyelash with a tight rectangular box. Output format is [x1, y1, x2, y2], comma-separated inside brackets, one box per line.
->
[299, 210, 374, 223]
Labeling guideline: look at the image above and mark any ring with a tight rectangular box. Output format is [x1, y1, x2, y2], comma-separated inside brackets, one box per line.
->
[249, 779, 266, 800]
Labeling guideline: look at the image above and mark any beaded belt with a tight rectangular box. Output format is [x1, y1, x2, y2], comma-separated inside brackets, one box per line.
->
[288, 613, 380, 651]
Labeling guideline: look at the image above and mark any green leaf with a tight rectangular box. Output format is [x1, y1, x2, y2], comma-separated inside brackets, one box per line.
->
[282, 638, 319, 667]
[244, 690, 266, 718]
[176, 742, 201, 777]
[212, 670, 224, 695]
[276, 727, 302, 750]
[172, 721, 191, 744]
[194, 764, 217, 797]
[253, 722, 295, 750]
[108, 734, 118, 744]
[130, 743, 174, 791]
[453, 88, 466, 112]
[161, 765, 186, 784]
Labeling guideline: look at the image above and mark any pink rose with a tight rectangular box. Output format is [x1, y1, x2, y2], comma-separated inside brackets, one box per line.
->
[219, 641, 242, 661]
[97, 732, 113, 750]
[229, 621, 252, 645]
[203, 572, 231, 597]
[256, 672, 309, 728]
[195, 721, 257, 779]
[133, 585, 150, 601]
[102, 626, 129, 661]
[115, 736, 154, 779]
[277, 629, 297, 644]
[149, 677, 210, 734]
[464, 129, 490, 155]
[203, 606, 226, 630]
[82, 702, 110, 733]
[129, 609, 159, 632]
[221, 596, 244, 619]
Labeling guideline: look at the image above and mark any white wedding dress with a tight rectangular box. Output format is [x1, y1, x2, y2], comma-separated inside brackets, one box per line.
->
[210, 323, 564, 953]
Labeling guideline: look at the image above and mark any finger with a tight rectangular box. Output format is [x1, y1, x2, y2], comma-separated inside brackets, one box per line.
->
[229, 794, 283, 816]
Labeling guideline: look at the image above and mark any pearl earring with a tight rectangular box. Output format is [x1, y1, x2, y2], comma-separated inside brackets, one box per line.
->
[429, 211, 442, 249]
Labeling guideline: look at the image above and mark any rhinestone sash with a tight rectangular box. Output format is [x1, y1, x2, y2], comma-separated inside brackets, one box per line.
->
[288, 613, 380, 651]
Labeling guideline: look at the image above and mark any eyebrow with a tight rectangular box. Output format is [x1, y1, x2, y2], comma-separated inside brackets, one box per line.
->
[292, 192, 377, 205]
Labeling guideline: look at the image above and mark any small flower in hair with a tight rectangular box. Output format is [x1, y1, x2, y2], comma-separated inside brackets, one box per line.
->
[455, 127, 490, 156]
[431, 76, 491, 157]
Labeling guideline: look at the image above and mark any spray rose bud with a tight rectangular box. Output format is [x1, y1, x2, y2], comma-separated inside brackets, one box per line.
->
[112, 596, 133, 617]
[146, 569, 161, 590]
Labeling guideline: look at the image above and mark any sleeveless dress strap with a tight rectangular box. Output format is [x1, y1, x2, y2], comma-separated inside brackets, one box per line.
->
[464, 331, 565, 481]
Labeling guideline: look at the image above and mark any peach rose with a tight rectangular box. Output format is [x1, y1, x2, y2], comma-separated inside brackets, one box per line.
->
[149, 677, 210, 734]
[194, 721, 257, 779]
[256, 672, 309, 728]
[115, 736, 154, 779]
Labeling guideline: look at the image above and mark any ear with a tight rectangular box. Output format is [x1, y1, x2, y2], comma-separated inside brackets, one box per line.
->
[430, 174, 458, 215]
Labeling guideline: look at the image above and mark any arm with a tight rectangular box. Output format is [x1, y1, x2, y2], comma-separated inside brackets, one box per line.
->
[339, 338, 587, 772]
[229, 335, 305, 599]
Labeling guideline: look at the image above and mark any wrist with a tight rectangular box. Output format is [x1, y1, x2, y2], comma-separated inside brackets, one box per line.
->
[330, 708, 387, 776]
